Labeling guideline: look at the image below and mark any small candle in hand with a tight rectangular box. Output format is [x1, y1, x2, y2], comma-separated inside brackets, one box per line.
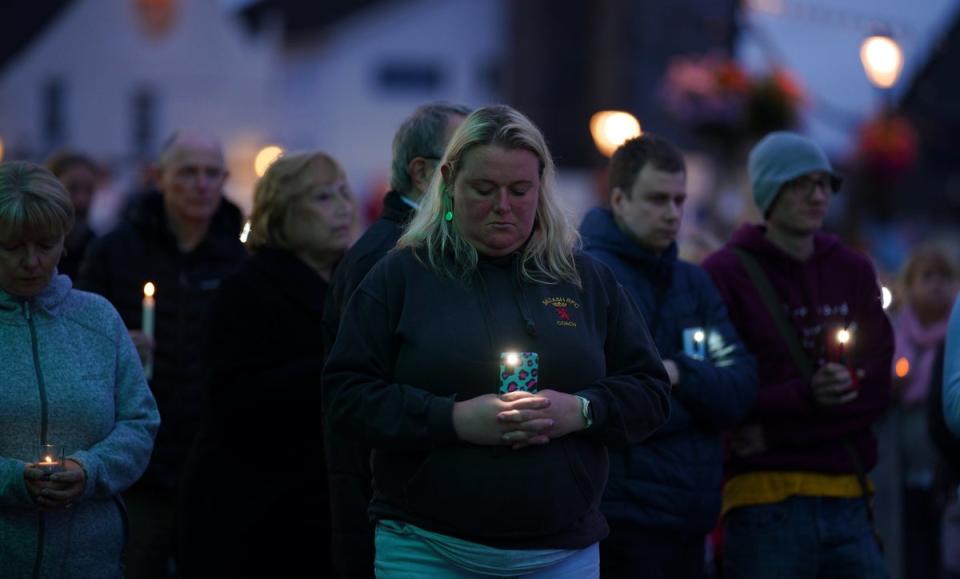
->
[836, 328, 850, 364]
[37, 443, 64, 477]
[142, 282, 156, 379]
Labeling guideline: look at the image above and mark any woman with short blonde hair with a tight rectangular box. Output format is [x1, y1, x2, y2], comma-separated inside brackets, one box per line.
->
[247, 151, 348, 252]
[0, 161, 159, 578]
[178, 150, 353, 577]
[0, 160, 74, 244]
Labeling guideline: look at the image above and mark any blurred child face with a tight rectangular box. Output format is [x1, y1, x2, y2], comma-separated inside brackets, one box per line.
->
[58, 163, 97, 220]
[908, 260, 957, 322]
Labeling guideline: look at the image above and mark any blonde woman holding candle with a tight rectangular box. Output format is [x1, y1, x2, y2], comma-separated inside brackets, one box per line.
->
[0, 161, 160, 578]
[178, 151, 355, 578]
[323, 106, 670, 578]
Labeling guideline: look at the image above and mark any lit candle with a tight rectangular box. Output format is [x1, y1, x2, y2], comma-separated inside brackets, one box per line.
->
[142, 282, 155, 379]
[37, 443, 63, 476]
[836, 328, 850, 364]
[895, 357, 910, 379]
[835, 328, 861, 390]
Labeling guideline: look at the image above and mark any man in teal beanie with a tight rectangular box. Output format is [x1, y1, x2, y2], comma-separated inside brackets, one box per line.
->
[702, 132, 893, 578]
[748, 131, 843, 217]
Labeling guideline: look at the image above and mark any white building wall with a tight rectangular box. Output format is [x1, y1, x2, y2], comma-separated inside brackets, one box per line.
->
[0, 0, 277, 212]
[273, 0, 505, 215]
[0, 0, 507, 217]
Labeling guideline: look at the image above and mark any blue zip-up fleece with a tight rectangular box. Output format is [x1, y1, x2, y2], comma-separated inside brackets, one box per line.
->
[581, 208, 757, 534]
[0, 274, 160, 578]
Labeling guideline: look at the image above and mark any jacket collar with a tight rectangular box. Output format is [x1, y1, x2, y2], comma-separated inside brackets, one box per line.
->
[0, 273, 72, 319]
[729, 223, 840, 264]
[380, 190, 417, 225]
[128, 191, 245, 257]
[580, 207, 677, 272]
[249, 247, 328, 315]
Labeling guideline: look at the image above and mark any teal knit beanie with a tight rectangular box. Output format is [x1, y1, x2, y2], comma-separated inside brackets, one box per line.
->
[748, 131, 841, 216]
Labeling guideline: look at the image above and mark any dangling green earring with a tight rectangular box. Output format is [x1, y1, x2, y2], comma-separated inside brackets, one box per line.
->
[442, 189, 454, 222]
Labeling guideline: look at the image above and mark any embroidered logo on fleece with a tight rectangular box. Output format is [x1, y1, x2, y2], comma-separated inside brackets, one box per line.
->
[542, 297, 580, 327]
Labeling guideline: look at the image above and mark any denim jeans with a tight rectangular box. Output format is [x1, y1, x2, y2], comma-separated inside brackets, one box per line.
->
[723, 496, 888, 579]
[600, 521, 706, 579]
[374, 521, 599, 578]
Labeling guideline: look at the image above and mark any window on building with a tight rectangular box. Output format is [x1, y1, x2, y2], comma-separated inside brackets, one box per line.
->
[131, 87, 158, 160]
[42, 77, 66, 150]
[375, 61, 444, 93]
[477, 60, 503, 96]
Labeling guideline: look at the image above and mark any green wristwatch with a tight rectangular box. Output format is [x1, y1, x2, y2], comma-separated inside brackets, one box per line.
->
[576, 395, 593, 429]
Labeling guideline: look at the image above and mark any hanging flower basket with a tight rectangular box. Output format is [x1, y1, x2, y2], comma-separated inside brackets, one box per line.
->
[661, 53, 805, 150]
[855, 112, 918, 179]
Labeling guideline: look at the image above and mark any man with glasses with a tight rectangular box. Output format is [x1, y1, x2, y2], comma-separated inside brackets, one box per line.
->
[702, 131, 893, 578]
[78, 130, 247, 578]
[323, 102, 469, 578]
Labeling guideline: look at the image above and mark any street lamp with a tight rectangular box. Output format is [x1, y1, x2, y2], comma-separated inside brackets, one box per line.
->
[254, 145, 284, 177]
[590, 111, 642, 158]
[860, 33, 904, 90]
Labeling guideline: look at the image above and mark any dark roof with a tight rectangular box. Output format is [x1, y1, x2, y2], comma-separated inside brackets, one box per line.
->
[238, 0, 387, 43]
[0, 0, 72, 74]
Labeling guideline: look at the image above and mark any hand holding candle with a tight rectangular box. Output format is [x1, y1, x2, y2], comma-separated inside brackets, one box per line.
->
[25, 448, 85, 510]
[142, 282, 155, 379]
[813, 327, 860, 405]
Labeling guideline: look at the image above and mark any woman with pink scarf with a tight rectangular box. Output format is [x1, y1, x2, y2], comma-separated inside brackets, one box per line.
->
[891, 245, 958, 579]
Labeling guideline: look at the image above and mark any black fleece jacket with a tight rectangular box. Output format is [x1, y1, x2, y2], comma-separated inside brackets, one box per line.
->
[322, 247, 670, 550]
[323, 190, 414, 578]
[76, 192, 247, 490]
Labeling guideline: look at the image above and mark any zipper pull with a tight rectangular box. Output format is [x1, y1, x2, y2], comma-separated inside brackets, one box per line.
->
[21, 301, 30, 320]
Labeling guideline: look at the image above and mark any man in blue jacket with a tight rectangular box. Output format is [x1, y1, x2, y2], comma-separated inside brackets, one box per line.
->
[581, 134, 757, 578]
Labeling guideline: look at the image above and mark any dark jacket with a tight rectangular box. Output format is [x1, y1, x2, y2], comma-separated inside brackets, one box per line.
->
[322, 247, 671, 550]
[60, 225, 96, 281]
[581, 208, 756, 534]
[76, 192, 247, 490]
[702, 223, 893, 476]
[178, 248, 332, 577]
[324, 189, 415, 340]
[322, 189, 414, 578]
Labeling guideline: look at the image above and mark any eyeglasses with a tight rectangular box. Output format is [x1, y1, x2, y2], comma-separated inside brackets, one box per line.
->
[785, 174, 839, 197]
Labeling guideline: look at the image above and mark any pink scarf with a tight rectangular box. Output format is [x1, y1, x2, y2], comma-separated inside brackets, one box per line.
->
[893, 304, 949, 405]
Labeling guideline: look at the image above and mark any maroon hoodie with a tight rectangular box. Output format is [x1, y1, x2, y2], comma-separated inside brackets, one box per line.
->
[702, 224, 893, 476]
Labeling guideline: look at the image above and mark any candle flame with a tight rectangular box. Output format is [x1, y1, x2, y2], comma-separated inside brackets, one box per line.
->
[505, 352, 519, 366]
[143, 282, 156, 298]
[43, 455, 53, 463]
[895, 357, 910, 378]
[837, 329, 850, 344]
[693, 330, 705, 343]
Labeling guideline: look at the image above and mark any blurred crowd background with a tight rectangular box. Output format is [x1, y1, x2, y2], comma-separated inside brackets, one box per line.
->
[2, 2, 959, 577]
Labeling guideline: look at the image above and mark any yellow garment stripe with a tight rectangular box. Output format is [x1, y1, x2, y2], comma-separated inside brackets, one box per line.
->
[722, 471, 874, 517]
